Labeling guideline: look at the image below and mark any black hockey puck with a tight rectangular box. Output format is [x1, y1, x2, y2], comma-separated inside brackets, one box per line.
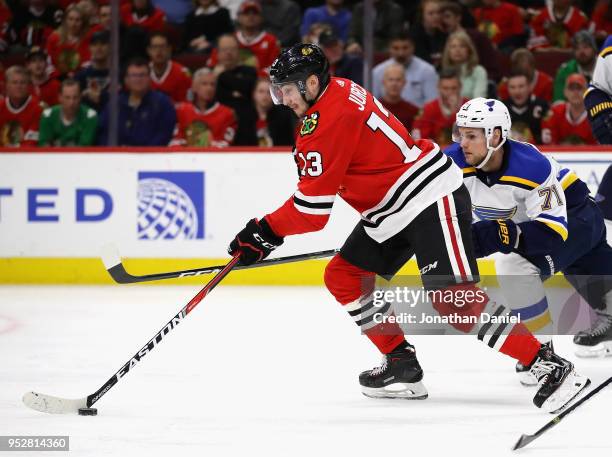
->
[78, 408, 98, 416]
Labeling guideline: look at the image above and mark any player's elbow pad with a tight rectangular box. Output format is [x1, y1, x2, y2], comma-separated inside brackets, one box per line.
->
[516, 221, 566, 256]
[585, 87, 612, 144]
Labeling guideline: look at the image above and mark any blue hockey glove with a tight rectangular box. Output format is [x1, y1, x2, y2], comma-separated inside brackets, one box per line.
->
[471, 219, 521, 258]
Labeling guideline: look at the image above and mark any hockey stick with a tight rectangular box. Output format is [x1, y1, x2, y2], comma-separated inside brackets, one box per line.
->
[512, 376, 612, 450]
[22, 255, 241, 415]
[102, 245, 339, 284]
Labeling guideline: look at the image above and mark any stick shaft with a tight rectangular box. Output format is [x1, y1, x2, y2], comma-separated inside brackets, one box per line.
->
[86, 255, 241, 407]
[106, 249, 338, 284]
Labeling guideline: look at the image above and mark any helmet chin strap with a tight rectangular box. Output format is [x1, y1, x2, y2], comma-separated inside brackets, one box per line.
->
[475, 134, 506, 170]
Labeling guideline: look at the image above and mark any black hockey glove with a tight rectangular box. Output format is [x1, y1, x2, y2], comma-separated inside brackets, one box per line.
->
[471, 219, 521, 258]
[228, 218, 284, 265]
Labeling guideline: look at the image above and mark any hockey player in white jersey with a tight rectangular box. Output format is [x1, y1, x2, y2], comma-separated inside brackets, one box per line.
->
[585, 34, 612, 145]
[445, 99, 612, 381]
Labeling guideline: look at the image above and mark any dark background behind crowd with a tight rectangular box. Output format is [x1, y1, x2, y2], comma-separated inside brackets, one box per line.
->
[0, 0, 610, 148]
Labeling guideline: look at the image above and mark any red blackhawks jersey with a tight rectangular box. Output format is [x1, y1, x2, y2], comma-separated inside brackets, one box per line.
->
[497, 70, 554, 103]
[45, 31, 91, 75]
[264, 77, 463, 242]
[541, 101, 596, 145]
[0, 95, 43, 147]
[529, 5, 592, 49]
[411, 98, 468, 148]
[150, 61, 192, 103]
[171, 101, 237, 147]
[120, 4, 166, 33]
[473, 2, 524, 45]
[208, 31, 281, 74]
[30, 78, 61, 107]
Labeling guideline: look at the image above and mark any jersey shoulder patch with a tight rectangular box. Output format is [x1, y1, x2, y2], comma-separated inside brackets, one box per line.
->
[501, 140, 551, 189]
[299, 111, 320, 136]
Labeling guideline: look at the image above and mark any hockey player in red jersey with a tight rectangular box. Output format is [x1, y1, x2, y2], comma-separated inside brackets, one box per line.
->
[228, 44, 590, 412]
[171, 68, 237, 147]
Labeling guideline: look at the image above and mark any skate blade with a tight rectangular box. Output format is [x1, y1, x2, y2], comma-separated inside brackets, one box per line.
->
[574, 342, 612, 358]
[542, 371, 591, 414]
[362, 381, 428, 400]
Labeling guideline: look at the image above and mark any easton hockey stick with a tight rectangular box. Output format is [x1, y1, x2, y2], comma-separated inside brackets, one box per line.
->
[22, 255, 241, 414]
[102, 245, 339, 284]
[512, 376, 612, 450]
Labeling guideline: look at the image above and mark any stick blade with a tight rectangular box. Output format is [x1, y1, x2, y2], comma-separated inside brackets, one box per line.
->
[101, 244, 121, 270]
[23, 391, 87, 414]
[512, 434, 536, 451]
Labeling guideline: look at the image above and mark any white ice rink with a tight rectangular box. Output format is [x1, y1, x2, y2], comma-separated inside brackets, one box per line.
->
[1, 285, 611, 457]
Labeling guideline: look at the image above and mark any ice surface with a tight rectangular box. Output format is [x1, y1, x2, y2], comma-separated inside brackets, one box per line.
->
[1, 285, 610, 457]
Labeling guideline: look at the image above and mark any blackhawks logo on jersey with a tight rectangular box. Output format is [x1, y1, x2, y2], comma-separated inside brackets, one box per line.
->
[300, 112, 319, 136]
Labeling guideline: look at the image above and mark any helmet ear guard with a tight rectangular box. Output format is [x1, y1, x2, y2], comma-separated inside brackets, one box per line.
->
[454, 98, 512, 169]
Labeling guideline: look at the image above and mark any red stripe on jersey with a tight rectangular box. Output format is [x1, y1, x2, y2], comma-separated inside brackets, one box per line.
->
[442, 195, 467, 281]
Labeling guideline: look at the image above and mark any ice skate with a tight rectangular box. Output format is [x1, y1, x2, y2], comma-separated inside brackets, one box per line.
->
[515, 340, 553, 386]
[574, 311, 612, 358]
[359, 344, 428, 400]
[531, 344, 590, 413]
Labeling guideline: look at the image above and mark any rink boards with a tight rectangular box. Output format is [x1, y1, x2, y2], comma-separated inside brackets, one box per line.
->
[0, 147, 610, 284]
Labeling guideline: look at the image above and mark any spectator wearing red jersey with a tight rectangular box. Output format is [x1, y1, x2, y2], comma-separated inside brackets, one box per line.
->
[171, 68, 237, 147]
[7, 0, 62, 50]
[0, 66, 43, 147]
[235, 1, 280, 73]
[542, 73, 596, 145]
[25, 47, 61, 107]
[529, 0, 592, 50]
[473, 0, 527, 52]
[412, 68, 467, 147]
[183, 0, 234, 53]
[208, 1, 281, 74]
[497, 48, 553, 102]
[147, 32, 192, 103]
[120, 0, 166, 33]
[46, 4, 92, 76]
[380, 63, 419, 131]
[593, 0, 612, 42]
[440, 30, 488, 99]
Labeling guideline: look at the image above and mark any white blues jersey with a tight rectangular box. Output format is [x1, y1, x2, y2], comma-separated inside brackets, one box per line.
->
[444, 140, 588, 246]
[589, 35, 612, 98]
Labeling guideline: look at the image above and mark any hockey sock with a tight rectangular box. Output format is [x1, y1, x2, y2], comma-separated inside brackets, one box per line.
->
[431, 283, 542, 365]
[325, 255, 407, 354]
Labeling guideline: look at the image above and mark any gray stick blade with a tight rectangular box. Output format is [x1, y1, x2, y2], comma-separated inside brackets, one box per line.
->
[23, 391, 87, 414]
[512, 434, 535, 451]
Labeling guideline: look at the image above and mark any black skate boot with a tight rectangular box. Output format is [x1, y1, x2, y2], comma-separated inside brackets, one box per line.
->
[573, 311, 612, 358]
[359, 342, 428, 399]
[531, 344, 590, 413]
[515, 340, 553, 386]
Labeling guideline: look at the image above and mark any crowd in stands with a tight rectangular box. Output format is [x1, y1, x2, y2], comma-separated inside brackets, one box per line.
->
[0, 0, 610, 148]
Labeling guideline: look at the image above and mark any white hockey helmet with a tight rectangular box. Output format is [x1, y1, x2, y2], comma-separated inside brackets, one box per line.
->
[455, 97, 511, 169]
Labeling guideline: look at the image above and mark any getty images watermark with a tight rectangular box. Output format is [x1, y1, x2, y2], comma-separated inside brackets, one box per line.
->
[371, 286, 519, 325]
[359, 275, 611, 336]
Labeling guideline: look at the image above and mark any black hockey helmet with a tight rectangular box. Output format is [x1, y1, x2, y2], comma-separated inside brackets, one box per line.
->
[269, 43, 330, 106]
